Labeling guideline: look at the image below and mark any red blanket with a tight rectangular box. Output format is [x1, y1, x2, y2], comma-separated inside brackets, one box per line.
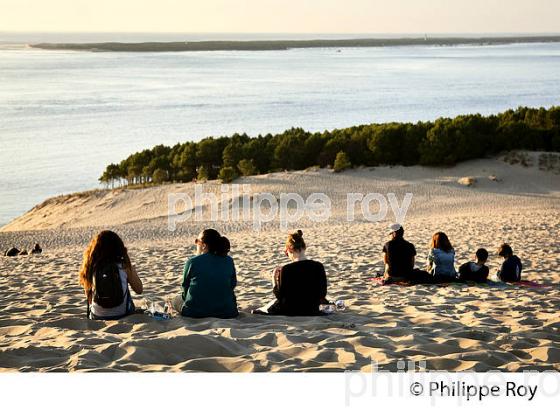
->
[370, 277, 552, 288]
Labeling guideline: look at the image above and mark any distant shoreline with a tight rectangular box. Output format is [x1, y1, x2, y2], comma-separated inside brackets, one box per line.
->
[29, 35, 560, 52]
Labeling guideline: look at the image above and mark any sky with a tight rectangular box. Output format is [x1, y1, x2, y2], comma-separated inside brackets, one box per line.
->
[0, 0, 559, 33]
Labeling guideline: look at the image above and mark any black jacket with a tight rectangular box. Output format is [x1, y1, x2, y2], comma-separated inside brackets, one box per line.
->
[269, 259, 327, 316]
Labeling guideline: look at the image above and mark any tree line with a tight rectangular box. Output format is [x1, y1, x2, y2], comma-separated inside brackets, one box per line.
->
[100, 106, 560, 187]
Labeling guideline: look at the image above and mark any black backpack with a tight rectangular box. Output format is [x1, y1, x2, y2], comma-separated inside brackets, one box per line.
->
[92, 260, 125, 308]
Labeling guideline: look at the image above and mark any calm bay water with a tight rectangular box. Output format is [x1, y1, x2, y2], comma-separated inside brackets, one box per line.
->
[1, 39, 560, 226]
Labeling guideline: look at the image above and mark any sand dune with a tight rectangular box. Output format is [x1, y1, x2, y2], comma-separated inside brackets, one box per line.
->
[3, 153, 560, 234]
[1, 153, 559, 372]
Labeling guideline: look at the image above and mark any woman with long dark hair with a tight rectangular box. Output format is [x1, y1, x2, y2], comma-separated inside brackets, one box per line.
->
[79, 230, 143, 320]
[427, 231, 457, 281]
[172, 228, 238, 318]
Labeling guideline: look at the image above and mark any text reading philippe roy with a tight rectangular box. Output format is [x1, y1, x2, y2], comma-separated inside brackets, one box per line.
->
[423, 380, 537, 401]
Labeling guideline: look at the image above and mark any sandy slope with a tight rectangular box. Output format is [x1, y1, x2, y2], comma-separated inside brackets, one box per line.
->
[0, 154, 559, 372]
[3, 154, 560, 233]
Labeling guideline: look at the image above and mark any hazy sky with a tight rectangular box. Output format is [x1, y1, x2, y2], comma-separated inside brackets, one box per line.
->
[1, 0, 559, 33]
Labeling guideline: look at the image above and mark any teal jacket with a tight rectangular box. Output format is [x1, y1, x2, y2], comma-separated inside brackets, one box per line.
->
[180, 253, 239, 319]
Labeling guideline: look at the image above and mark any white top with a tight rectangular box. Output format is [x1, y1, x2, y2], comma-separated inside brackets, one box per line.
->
[90, 263, 129, 318]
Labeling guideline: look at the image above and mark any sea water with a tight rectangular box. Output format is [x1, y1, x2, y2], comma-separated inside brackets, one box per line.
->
[1, 37, 559, 226]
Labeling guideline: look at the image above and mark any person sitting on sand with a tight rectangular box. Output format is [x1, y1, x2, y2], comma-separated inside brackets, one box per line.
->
[381, 223, 436, 284]
[252, 230, 327, 316]
[79, 230, 143, 320]
[497, 243, 522, 282]
[427, 232, 457, 281]
[458, 248, 489, 282]
[171, 229, 238, 319]
[382, 223, 418, 282]
[31, 243, 42, 254]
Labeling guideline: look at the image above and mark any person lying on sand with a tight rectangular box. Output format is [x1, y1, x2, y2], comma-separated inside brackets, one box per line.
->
[458, 248, 489, 282]
[79, 230, 143, 320]
[171, 229, 239, 319]
[252, 230, 328, 316]
[427, 231, 458, 282]
[497, 243, 523, 282]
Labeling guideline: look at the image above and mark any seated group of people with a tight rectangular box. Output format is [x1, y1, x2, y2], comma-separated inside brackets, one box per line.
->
[78, 223, 522, 321]
[78, 229, 326, 320]
[382, 223, 523, 284]
[4, 243, 42, 257]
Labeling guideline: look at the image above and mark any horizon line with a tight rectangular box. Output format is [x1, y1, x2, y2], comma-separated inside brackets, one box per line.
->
[3, 30, 560, 35]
